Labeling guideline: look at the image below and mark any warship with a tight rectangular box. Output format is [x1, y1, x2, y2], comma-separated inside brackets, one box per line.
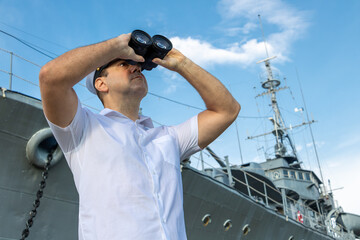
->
[1, 41, 360, 240]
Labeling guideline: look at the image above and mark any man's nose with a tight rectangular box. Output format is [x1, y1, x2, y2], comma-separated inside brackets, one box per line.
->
[129, 63, 141, 73]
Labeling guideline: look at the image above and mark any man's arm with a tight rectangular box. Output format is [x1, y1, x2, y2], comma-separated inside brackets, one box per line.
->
[39, 33, 144, 128]
[153, 49, 240, 149]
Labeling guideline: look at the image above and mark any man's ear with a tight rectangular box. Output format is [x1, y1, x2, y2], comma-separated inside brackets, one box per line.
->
[94, 77, 109, 93]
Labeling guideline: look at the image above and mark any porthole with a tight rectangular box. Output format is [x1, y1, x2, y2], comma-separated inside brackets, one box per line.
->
[223, 219, 232, 231]
[242, 224, 250, 235]
[202, 214, 211, 226]
[288, 236, 294, 240]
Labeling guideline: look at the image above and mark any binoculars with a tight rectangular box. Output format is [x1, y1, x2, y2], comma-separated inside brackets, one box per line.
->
[128, 30, 173, 71]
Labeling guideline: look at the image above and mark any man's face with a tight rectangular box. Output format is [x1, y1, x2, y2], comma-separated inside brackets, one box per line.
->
[101, 59, 148, 100]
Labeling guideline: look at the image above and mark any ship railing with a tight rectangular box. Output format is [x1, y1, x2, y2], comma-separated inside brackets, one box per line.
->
[0, 47, 42, 90]
[281, 187, 348, 237]
[194, 153, 348, 238]
[0, 48, 101, 112]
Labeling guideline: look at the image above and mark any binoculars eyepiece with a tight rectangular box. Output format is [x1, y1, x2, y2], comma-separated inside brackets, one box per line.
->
[128, 30, 172, 71]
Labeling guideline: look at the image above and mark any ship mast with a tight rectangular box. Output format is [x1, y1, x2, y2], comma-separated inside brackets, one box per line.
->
[256, 56, 290, 157]
[250, 16, 320, 172]
[249, 15, 296, 158]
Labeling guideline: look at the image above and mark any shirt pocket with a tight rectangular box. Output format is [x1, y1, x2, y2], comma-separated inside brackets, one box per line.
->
[152, 135, 180, 169]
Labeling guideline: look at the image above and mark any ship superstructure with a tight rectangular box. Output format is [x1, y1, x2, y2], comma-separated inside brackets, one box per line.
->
[196, 55, 360, 239]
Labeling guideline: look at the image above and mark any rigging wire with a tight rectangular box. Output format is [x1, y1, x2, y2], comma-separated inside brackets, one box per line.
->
[0, 29, 58, 59]
[278, 106, 303, 119]
[148, 91, 268, 119]
[302, 126, 313, 171]
[0, 47, 42, 68]
[148, 92, 203, 111]
[0, 21, 70, 51]
[253, 86, 269, 160]
[283, 77, 300, 107]
[234, 120, 244, 164]
[258, 15, 270, 58]
[295, 67, 325, 186]
[283, 75, 315, 170]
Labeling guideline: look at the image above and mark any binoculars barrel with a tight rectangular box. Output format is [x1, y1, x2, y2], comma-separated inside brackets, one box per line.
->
[128, 30, 173, 71]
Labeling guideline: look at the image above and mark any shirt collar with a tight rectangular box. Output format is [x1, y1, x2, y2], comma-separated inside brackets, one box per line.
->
[99, 108, 154, 128]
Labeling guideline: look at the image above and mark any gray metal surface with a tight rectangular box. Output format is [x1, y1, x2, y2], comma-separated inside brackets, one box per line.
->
[0, 89, 78, 240]
[182, 165, 334, 240]
[337, 213, 360, 237]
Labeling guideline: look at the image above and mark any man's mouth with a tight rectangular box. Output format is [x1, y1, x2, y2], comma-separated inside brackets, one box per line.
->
[132, 74, 143, 81]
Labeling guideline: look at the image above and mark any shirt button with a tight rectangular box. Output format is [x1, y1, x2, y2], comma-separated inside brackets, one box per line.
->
[163, 218, 166, 223]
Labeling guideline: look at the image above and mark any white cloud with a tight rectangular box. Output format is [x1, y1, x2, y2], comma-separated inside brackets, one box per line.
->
[164, 84, 177, 94]
[217, 0, 310, 59]
[225, 22, 258, 36]
[218, 0, 309, 35]
[170, 36, 276, 68]
[156, 68, 182, 94]
[169, 0, 309, 69]
[306, 141, 325, 148]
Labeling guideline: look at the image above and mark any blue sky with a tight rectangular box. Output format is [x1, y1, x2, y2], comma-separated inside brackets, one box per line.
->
[1, 0, 359, 215]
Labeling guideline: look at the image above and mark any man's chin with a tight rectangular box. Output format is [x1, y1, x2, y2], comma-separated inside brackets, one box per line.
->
[131, 87, 147, 99]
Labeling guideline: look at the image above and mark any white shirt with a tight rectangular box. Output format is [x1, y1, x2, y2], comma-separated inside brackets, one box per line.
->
[47, 100, 200, 240]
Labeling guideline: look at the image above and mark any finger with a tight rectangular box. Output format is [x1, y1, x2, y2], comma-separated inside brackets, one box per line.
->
[119, 33, 131, 43]
[134, 55, 145, 62]
[152, 58, 164, 65]
[128, 48, 145, 62]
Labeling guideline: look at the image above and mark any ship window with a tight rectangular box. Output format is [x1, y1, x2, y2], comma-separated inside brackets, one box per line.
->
[298, 172, 304, 180]
[290, 171, 296, 179]
[242, 224, 251, 235]
[283, 170, 289, 178]
[305, 173, 311, 181]
[223, 220, 232, 231]
[202, 214, 212, 226]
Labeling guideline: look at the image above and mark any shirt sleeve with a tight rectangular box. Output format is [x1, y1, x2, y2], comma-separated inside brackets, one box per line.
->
[170, 115, 201, 160]
[45, 99, 87, 154]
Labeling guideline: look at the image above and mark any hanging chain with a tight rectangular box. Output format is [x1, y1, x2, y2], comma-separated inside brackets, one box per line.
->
[20, 153, 53, 240]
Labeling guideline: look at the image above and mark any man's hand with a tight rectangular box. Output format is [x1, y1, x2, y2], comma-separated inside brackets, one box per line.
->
[152, 48, 187, 72]
[115, 33, 145, 63]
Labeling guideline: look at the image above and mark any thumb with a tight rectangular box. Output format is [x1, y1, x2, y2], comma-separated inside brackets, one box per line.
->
[135, 55, 145, 62]
[152, 58, 164, 65]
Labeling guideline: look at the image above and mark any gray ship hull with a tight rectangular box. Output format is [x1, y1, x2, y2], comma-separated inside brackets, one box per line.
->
[0, 89, 78, 240]
[182, 166, 333, 240]
[0, 89, 339, 239]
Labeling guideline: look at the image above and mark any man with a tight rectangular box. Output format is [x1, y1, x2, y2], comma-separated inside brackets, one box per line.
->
[39, 32, 240, 240]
